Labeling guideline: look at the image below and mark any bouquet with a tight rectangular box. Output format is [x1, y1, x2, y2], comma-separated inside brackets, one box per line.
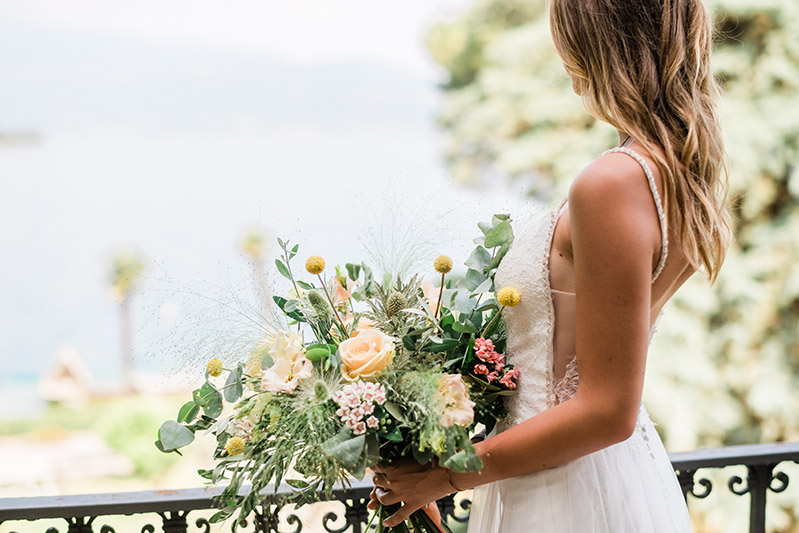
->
[156, 214, 521, 531]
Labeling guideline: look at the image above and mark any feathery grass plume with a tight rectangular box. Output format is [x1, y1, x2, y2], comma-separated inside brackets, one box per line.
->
[141, 267, 288, 385]
[348, 181, 466, 283]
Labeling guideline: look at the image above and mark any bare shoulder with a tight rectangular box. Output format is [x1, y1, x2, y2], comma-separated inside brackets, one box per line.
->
[567, 150, 663, 260]
[569, 151, 654, 205]
[568, 150, 661, 229]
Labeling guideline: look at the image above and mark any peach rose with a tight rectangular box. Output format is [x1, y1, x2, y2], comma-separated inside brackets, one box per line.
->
[338, 328, 395, 381]
[434, 374, 475, 428]
[346, 316, 376, 338]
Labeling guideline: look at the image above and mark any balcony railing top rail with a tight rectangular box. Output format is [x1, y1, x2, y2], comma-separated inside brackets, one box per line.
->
[0, 480, 374, 521]
[2, 441, 798, 533]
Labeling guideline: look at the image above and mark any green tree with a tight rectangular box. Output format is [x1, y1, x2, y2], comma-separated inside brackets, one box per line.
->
[109, 249, 146, 393]
[428, 0, 799, 451]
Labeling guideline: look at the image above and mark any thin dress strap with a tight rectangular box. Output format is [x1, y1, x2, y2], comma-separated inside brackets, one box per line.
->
[599, 147, 669, 282]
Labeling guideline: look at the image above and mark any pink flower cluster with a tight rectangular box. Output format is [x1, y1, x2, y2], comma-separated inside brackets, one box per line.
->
[333, 380, 387, 435]
[472, 338, 520, 389]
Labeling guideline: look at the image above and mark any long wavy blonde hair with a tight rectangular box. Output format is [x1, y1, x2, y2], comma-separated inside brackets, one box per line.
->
[550, 0, 731, 281]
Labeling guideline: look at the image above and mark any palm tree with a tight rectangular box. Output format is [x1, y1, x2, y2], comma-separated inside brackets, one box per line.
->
[109, 249, 145, 394]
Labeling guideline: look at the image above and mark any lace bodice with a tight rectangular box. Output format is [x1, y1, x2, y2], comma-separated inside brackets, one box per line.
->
[494, 147, 668, 428]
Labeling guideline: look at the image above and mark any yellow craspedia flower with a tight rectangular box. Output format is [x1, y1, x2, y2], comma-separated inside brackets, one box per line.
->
[206, 358, 223, 377]
[434, 255, 453, 274]
[497, 286, 521, 307]
[225, 436, 246, 456]
[306, 256, 325, 274]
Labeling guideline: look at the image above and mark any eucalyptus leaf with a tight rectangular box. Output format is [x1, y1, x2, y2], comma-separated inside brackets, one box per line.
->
[159, 420, 195, 451]
[484, 221, 513, 248]
[452, 320, 479, 335]
[177, 401, 200, 424]
[441, 449, 484, 473]
[199, 381, 223, 418]
[224, 367, 243, 402]
[470, 278, 493, 297]
[464, 246, 491, 272]
[383, 401, 408, 424]
[464, 269, 485, 291]
[452, 291, 478, 315]
[475, 301, 499, 313]
[351, 433, 380, 479]
[322, 431, 366, 471]
[487, 242, 512, 271]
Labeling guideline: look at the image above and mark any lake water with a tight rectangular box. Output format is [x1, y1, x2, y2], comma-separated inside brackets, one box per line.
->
[0, 126, 534, 417]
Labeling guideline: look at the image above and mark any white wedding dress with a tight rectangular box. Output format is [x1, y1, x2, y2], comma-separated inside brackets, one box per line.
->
[467, 147, 693, 532]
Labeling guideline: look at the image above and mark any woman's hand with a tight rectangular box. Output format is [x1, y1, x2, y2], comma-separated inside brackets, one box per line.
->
[368, 460, 452, 527]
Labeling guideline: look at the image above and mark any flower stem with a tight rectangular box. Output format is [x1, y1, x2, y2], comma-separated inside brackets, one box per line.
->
[281, 243, 301, 299]
[480, 306, 505, 339]
[434, 272, 445, 319]
[317, 274, 348, 334]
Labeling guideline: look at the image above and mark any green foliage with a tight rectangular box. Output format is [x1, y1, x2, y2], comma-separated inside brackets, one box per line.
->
[158, 420, 195, 451]
[428, 0, 799, 457]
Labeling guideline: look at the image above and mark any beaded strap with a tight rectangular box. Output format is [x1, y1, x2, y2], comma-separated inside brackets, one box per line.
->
[599, 147, 669, 282]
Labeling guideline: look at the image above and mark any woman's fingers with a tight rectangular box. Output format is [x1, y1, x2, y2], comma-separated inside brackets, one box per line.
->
[383, 501, 422, 528]
[372, 473, 391, 489]
[367, 486, 380, 510]
[422, 501, 442, 525]
[375, 487, 402, 506]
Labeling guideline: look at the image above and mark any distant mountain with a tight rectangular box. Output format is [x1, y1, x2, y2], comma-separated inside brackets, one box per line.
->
[0, 19, 437, 135]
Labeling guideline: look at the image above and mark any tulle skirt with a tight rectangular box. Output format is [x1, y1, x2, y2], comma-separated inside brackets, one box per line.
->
[467, 408, 692, 533]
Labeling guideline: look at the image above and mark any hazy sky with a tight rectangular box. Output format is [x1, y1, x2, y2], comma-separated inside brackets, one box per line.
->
[0, 0, 469, 79]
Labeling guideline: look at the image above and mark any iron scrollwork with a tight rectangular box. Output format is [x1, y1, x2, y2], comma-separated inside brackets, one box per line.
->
[450, 497, 472, 524]
[677, 469, 713, 500]
[322, 510, 349, 533]
[769, 471, 789, 493]
[729, 474, 749, 496]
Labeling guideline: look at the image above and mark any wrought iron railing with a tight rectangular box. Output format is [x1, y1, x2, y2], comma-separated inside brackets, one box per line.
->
[1, 441, 797, 533]
[671, 441, 799, 533]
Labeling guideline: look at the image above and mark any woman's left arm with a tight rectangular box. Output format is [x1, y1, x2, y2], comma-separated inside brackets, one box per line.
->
[376, 159, 663, 527]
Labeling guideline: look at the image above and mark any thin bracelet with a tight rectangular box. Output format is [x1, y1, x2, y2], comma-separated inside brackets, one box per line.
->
[445, 468, 464, 492]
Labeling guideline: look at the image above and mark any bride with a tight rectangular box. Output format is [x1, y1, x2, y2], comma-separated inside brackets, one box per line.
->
[369, 0, 731, 531]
